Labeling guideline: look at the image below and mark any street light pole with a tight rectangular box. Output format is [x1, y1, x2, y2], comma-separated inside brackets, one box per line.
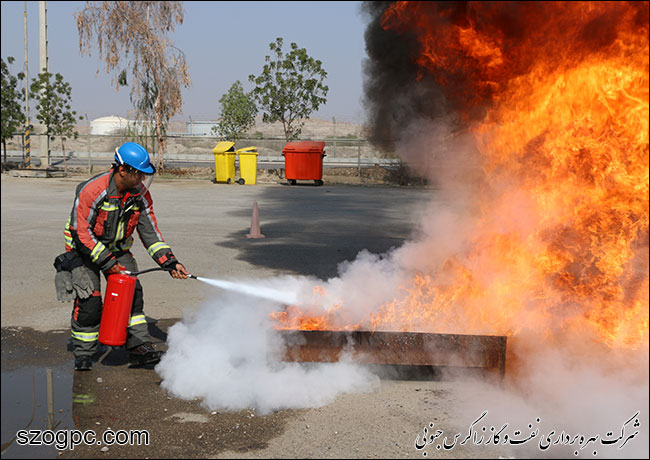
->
[39, 0, 49, 167]
[24, 1, 31, 169]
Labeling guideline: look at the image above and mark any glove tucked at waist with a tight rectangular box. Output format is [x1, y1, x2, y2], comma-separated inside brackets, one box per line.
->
[55, 271, 75, 302]
[54, 251, 93, 301]
[71, 266, 94, 299]
[53, 265, 94, 301]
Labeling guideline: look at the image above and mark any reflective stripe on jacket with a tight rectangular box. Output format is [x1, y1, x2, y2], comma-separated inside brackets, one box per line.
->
[64, 170, 175, 270]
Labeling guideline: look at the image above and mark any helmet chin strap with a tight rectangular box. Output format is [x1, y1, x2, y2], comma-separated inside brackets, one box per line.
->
[115, 148, 124, 165]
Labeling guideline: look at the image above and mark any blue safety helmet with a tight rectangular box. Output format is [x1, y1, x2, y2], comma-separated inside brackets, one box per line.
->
[114, 142, 156, 174]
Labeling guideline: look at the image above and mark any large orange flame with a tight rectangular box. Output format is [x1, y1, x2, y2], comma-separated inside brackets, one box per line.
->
[273, 1, 649, 351]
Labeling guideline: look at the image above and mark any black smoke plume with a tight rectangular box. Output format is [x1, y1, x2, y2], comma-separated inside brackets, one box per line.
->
[361, 1, 649, 151]
[361, 1, 453, 151]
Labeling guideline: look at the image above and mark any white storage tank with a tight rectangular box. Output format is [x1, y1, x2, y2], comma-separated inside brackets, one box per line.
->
[91, 116, 139, 135]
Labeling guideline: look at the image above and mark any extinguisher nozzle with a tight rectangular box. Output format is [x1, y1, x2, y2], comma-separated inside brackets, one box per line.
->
[188, 274, 197, 279]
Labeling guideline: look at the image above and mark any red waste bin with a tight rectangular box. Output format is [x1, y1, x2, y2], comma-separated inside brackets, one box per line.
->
[282, 141, 326, 186]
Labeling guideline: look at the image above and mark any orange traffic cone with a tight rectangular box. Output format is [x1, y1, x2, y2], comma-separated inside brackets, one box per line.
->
[246, 201, 265, 239]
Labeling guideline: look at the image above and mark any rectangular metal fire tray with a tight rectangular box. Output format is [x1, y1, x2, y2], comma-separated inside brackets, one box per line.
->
[278, 330, 507, 376]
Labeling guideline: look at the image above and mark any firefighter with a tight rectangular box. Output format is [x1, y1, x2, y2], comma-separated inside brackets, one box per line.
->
[54, 142, 189, 371]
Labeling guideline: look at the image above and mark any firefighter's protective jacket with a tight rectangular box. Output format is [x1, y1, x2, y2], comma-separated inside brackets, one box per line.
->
[64, 170, 177, 272]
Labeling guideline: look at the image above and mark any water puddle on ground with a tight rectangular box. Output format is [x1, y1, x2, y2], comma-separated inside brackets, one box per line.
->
[1, 362, 74, 459]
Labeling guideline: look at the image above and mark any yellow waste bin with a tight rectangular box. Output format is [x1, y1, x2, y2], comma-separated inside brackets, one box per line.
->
[212, 141, 236, 183]
[236, 146, 258, 185]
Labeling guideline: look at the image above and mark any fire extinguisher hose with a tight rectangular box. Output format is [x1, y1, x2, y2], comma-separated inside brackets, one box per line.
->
[124, 267, 197, 278]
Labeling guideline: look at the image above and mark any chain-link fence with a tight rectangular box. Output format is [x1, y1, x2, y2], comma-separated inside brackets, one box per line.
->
[2, 132, 399, 171]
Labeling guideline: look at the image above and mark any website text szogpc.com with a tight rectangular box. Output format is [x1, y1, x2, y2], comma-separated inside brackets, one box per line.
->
[16, 428, 150, 451]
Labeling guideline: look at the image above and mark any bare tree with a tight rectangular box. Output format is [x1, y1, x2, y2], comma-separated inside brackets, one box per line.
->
[75, 1, 191, 173]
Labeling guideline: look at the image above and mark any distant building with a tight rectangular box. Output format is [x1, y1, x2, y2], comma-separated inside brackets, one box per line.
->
[90, 116, 149, 135]
[185, 120, 218, 136]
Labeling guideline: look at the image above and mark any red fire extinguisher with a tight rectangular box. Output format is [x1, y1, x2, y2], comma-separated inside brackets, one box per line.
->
[98, 273, 137, 346]
[98, 267, 196, 346]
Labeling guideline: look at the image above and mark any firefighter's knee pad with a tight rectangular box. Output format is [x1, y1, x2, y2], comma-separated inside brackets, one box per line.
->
[73, 296, 103, 327]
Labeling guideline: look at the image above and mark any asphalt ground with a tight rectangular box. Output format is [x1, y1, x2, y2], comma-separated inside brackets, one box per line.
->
[1, 173, 430, 331]
[3, 173, 470, 459]
[3, 173, 631, 459]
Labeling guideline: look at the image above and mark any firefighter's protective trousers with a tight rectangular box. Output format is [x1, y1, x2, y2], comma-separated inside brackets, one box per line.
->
[70, 252, 151, 357]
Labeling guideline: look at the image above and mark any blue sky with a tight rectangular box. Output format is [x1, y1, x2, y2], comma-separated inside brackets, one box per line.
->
[1, 1, 369, 123]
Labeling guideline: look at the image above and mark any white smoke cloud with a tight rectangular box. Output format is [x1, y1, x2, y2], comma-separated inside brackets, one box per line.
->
[156, 286, 380, 415]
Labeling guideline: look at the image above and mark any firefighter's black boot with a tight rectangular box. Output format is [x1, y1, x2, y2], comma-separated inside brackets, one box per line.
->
[74, 356, 93, 371]
[128, 342, 163, 366]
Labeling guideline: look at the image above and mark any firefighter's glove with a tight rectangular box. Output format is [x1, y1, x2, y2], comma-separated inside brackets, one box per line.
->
[55, 271, 75, 302]
[163, 260, 179, 273]
[162, 257, 178, 275]
[171, 262, 189, 280]
[71, 266, 94, 299]
[162, 259, 188, 279]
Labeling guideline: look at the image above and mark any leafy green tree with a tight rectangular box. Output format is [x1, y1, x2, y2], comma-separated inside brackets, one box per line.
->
[29, 71, 83, 168]
[212, 80, 257, 141]
[1, 56, 26, 165]
[249, 37, 328, 142]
